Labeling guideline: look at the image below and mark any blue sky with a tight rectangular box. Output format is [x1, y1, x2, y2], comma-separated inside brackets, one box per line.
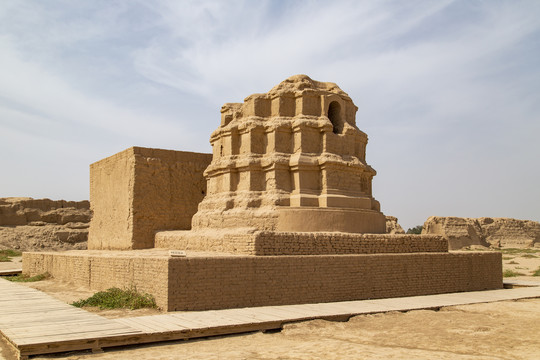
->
[1, 0, 539, 230]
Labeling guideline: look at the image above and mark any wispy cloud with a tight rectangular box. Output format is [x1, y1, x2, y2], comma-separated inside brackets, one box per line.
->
[0, 0, 538, 227]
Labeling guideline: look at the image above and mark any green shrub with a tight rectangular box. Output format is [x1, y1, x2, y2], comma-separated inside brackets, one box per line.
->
[0, 249, 22, 257]
[5, 273, 50, 282]
[72, 287, 157, 310]
[533, 267, 540, 277]
[406, 225, 423, 234]
[0, 249, 22, 262]
[503, 269, 525, 277]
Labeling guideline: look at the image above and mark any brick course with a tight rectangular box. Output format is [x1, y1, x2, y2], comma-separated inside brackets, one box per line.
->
[156, 231, 448, 255]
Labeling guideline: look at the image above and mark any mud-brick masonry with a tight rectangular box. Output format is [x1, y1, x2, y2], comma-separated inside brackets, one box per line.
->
[88, 147, 211, 250]
[23, 249, 501, 311]
[23, 75, 503, 311]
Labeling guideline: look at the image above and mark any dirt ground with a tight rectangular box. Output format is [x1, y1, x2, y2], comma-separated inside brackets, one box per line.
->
[0, 249, 539, 359]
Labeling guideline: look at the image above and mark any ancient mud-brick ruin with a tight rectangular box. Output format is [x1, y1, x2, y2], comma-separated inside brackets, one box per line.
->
[193, 75, 385, 233]
[23, 75, 502, 311]
[87, 147, 211, 250]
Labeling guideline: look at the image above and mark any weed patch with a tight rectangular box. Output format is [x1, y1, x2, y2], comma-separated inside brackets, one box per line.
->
[499, 248, 540, 255]
[533, 267, 540, 276]
[4, 273, 50, 282]
[521, 254, 538, 258]
[502, 256, 514, 260]
[0, 249, 22, 262]
[503, 269, 525, 277]
[72, 288, 157, 310]
[508, 261, 518, 264]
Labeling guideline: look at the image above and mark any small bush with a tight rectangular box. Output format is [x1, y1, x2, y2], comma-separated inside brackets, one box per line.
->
[0, 255, 9, 262]
[503, 269, 525, 278]
[5, 273, 50, 282]
[533, 267, 540, 277]
[406, 225, 423, 234]
[72, 287, 157, 310]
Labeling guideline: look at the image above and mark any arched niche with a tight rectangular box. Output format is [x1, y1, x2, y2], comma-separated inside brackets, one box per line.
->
[328, 101, 343, 134]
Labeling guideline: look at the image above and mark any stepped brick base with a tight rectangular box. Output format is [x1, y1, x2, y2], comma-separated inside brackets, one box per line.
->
[23, 249, 502, 311]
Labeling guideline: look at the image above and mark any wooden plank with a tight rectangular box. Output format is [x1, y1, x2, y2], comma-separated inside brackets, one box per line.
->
[113, 318, 162, 333]
[178, 311, 260, 327]
[3, 320, 130, 337]
[0, 312, 101, 324]
[246, 306, 309, 322]
[121, 317, 181, 333]
[233, 309, 287, 322]
[178, 313, 253, 328]
[6, 327, 138, 343]
[203, 309, 264, 323]
[1, 306, 81, 315]
[0, 269, 22, 276]
[15, 327, 143, 345]
[142, 315, 191, 330]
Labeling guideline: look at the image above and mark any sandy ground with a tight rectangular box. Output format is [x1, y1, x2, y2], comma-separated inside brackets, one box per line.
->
[500, 250, 540, 279]
[0, 249, 539, 359]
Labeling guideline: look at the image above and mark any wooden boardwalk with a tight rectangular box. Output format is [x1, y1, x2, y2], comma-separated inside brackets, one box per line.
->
[0, 279, 145, 359]
[1, 278, 540, 360]
[0, 269, 22, 276]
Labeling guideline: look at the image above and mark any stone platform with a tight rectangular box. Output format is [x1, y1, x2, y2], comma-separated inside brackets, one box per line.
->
[23, 245, 502, 312]
[155, 230, 448, 255]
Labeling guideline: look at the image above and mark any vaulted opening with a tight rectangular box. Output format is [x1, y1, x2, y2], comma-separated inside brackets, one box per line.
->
[328, 101, 343, 134]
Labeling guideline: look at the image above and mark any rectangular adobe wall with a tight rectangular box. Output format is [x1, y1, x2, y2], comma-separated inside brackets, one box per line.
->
[88, 148, 135, 249]
[167, 252, 502, 311]
[89, 147, 212, 250]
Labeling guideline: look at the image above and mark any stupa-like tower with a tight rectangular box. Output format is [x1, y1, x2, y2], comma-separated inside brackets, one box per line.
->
[191, 75, 386, 233]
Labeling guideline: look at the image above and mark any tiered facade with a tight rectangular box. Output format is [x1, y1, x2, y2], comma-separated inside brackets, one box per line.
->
[192, 75, 386, 234]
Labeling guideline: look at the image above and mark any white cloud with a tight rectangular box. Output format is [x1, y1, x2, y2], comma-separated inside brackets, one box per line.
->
[0, 0, 538, 228]
[0, 36, 197, 147]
